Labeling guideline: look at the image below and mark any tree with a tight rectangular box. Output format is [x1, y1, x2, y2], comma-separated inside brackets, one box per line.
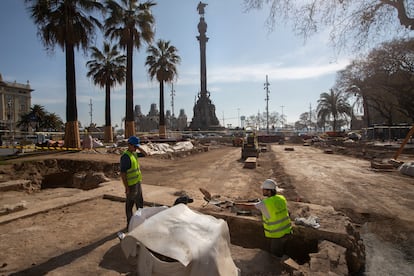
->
[317, 89, 352, 131]
[243, 0, 414, 53]
[104, 0, 156, 138]
[17, 104, 46, 131]
[43, 113, 64, 131]
[295, 111, 317, 132]
[86, 42, 126, 143]
[17, 105, 63, 131]
[364, 38, 414, 122]
[335, 38, 414, 126]
[335, 60, 373, 127]
[145, 40, 181, 138]
[25, 0, 104, 149]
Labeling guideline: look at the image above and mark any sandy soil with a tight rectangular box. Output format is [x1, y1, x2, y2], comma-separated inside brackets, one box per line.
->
[0, 142, 413, 275]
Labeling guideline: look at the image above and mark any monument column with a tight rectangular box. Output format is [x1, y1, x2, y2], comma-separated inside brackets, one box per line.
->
[190, 2, 220, 130]
[198, 16, 208, 97]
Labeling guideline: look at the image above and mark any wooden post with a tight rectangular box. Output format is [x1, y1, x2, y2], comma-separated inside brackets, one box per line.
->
[393, 125, 414, 160]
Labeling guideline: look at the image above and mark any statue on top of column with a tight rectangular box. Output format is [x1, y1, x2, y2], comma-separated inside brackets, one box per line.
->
[197, 1, 207, 16]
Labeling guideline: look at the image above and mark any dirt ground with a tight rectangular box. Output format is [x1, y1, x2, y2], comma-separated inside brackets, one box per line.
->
[0, 141, 413, 275]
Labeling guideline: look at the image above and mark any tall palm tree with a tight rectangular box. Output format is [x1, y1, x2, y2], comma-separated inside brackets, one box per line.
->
[104, 0, 156, 138]
[145, 40, 181, 138]
[25, 0, 104, 149]
[86, 42, 126, 143]
[317, 89, 352, 131]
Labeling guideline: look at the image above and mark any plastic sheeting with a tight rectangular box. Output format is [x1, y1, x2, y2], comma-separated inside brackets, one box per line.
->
[121, 204, 240, 276]
[139, 141, 194, 156]
[128, 206, 169, 232]
[398, 162, 414, 177]
[294, 215, 320, 229]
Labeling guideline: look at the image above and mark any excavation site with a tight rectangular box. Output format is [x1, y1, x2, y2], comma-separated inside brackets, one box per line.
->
[0, 140, 413, 275]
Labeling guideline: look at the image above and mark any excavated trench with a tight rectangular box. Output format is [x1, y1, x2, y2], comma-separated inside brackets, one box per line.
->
[30, 160, 321, 266]
[41, 172, 75, 189]
[10, 159, 365, 275]
[10, 159, 119, 191]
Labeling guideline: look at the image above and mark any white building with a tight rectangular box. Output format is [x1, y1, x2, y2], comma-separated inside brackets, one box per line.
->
[0, 73, 33, 133]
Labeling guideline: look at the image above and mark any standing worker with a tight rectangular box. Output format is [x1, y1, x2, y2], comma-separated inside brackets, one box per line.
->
[255, 179, 292, 257]
[120, 136, 146, 230]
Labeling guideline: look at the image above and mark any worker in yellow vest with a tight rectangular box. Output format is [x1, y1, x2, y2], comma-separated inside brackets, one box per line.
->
[120, 136, 146, 230]
[255, 179, 292, 257]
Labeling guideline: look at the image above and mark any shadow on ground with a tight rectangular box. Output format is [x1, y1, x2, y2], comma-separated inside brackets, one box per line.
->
[9, 231, 123, 275]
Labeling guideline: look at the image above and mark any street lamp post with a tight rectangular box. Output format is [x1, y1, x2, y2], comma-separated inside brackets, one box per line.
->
[29, 115, 38, 133]
[7, 100, 13, 144]
[237, 108, 240, 128]
[264, 75, 270, 134]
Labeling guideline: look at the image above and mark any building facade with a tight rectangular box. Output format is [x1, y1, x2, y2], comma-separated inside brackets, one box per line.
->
[0, 73, 33, 133]
[134, 104, 188, 133]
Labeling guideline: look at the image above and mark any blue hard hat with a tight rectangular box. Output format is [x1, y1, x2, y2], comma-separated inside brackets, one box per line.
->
[127, 136, 140, 146]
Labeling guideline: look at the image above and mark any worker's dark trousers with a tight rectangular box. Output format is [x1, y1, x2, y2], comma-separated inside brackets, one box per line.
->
[125, 182, 144, 229]
[270, 234, 290, 257]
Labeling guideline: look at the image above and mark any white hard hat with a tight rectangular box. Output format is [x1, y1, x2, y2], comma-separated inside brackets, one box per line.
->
[261, 179, 277, 190]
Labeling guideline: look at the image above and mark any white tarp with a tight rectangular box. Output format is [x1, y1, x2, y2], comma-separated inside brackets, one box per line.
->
[398, 162, 414, 177]
[121, 204, 240, 276]
[139, 141, 194, 156]
[128, 206, 169, 232]
[171, 141, 194, 152]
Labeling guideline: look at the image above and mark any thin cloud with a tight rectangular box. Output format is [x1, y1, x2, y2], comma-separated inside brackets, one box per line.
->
[208, 59, 349, 83]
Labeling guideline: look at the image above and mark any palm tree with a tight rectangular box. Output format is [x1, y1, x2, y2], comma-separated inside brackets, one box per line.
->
[25, 0, 104, 149]
[17, 105, 63, 131]
[16, 104, 46, 131]
[104, 0, 156, 138]
[86, 42, 126, 143]
[317, 89, 352, 131]
[145, 40, 181, 138]
[43, 113, 64, 131]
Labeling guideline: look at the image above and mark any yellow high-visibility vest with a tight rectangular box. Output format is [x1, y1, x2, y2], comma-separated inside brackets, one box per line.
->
[123, 150, 142, 186]
[262, 195, 292, 238]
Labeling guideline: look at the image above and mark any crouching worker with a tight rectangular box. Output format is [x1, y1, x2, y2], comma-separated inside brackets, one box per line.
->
[255, 179, 292, 257]
[238, 179, 292, 257]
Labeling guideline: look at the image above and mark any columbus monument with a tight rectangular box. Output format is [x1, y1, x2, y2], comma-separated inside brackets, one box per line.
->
[189, 1, 221, 130]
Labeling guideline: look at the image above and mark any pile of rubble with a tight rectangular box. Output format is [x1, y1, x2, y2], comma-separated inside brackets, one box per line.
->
[106, 140, 209, 158]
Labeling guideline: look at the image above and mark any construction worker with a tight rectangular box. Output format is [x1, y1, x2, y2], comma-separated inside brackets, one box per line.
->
[120, 136, 146, 230]
[255, 179, 292, 257]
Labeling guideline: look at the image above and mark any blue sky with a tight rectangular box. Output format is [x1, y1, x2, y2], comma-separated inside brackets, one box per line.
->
[0, 0, 350, 129]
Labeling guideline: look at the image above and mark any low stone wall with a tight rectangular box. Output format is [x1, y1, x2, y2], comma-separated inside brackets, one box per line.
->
[199, 201, 365, 275]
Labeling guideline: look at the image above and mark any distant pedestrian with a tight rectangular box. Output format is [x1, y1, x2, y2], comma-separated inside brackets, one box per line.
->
[120, 136, 146, 230]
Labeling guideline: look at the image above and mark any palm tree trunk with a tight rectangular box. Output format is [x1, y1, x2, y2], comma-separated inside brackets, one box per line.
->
[125, 39, 135, 138]
[333, 115, 337, 132]
[65, 121, 80, 149]
[104, 82, 112, 143]
[64, 42, 80, 149]
[159, 80, 166, 138]
[104, 125, 113, 144]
